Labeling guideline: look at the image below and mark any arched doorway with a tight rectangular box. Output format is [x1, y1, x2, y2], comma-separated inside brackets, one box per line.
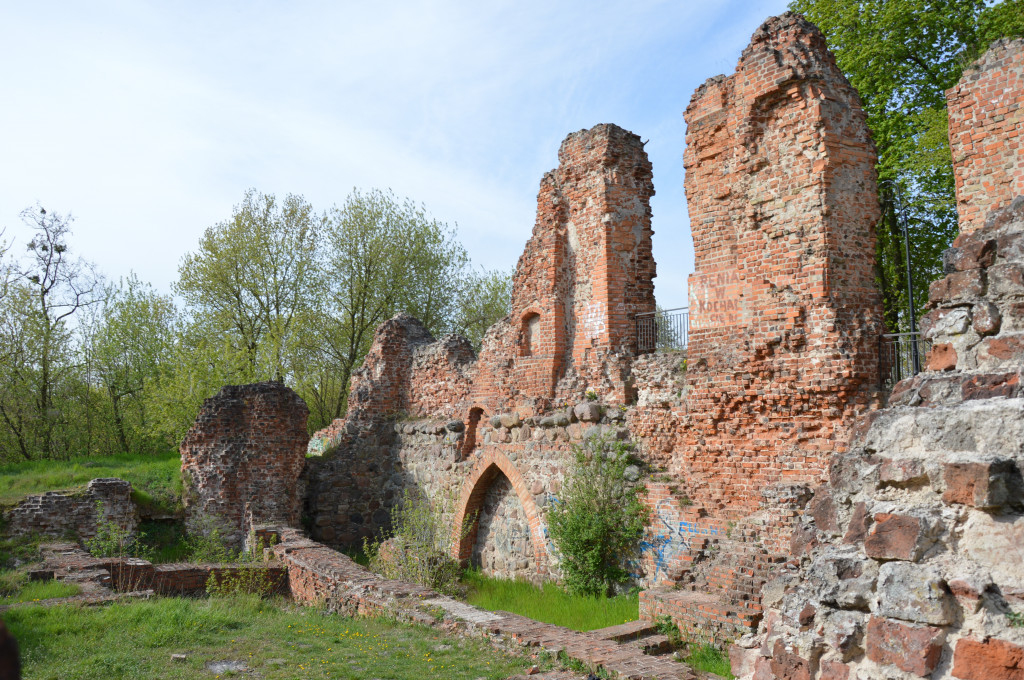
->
[452, 450, 546, 577]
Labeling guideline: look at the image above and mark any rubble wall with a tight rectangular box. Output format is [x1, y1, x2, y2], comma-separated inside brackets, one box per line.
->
[735, 36, 1024, 680]
[180, 381, 308, 548]
[947, 38, 1024, 234]
[3, 478, 137, 540]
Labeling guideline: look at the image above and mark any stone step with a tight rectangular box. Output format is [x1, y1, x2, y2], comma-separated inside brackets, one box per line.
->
[638, 633, 674, 655]
[588, 618, 660, 643]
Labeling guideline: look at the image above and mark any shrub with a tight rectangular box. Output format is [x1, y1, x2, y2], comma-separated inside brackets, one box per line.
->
[205, 531, 279, 598]
[364, 489, 464, 596]
[85, 501, 146, 559]
[547, 434, 648, 597]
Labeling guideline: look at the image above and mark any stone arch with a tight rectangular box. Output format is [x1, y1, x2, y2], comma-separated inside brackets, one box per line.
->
[451, 449, 546, 574]
[460, 404, 488, 459]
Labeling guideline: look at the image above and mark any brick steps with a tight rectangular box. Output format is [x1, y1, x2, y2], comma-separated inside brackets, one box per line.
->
[588, 619, 660, 642]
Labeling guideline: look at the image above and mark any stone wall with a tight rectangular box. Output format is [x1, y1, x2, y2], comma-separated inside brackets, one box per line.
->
[734, 36, 1024, 680]
[304, 14, 885, 611]
[734, 197, 1024, 680]
[947, 38, 1024, 234]
[3, 478, 137, 540]
[181, 381, 309, 549]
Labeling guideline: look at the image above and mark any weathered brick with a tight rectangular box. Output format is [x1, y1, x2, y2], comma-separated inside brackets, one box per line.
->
[927, 343, 959, 371]
[865, 616, 944, 677]
[942, 458, 1024, 509]
[952, 637, 1024, 680]
[864, 513, 931, 561]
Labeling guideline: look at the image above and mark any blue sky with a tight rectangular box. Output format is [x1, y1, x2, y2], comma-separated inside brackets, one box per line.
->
[1, 0, 790, 306]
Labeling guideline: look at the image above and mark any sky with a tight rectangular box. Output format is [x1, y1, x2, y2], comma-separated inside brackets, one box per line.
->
[0, 0, 791, 307]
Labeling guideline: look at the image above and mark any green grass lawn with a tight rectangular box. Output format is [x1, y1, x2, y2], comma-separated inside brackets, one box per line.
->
[0, 452, 182, 513]
[462, 569, 638, 632]
[5, 595, 538, 680]
[0, 577, 79, 605]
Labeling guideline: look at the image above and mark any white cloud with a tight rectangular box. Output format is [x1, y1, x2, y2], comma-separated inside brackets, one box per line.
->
[0, 0, 791, 300]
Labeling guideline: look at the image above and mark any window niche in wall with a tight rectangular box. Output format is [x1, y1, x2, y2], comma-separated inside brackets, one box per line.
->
[521, 312, 541, 357]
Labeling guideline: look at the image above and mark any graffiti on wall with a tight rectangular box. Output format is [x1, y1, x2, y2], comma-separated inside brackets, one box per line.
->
[640, 498, 722, 582]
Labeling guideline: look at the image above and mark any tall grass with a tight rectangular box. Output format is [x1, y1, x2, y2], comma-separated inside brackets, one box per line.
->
[4, 595, 536, 680]
[462, 569, 638, 632]
[0, 452, 182, 512]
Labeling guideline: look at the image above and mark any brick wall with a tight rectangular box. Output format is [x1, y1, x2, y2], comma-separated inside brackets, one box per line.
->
[678, 12, 884, 519]
[734, 36, 1024, 680]
[4, 478, 137, 540]
[947, 38, 1024, 234]
[180, 381, 309, 549]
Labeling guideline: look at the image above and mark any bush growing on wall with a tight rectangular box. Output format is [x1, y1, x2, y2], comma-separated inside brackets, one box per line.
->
[364, 489, 464, 596]
[548, 434, 648, 597]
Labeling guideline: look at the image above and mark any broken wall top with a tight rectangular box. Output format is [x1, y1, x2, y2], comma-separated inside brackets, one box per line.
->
[947, 37, 1024, 234]
[676, 12, 885, 517]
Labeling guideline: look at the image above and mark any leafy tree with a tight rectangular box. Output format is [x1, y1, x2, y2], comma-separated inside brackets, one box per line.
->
[789, 0, 1024, 330]
[0, 207, 100, 460]
[91, 275, 176, 454]
[547, 434, 648, 597]
[176, 190, 322, 381]
[454, 267, 513, 352]
[298, 189, 470, 429]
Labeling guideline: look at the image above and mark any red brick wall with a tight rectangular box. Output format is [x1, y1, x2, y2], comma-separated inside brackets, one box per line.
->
[180, 381, 309, 548]
[947, 38, 1024, 234]
[677, 12, 884, 519]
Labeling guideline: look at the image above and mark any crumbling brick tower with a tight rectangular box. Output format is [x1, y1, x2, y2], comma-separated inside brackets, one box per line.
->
[181, 381, 309, 549]
[680, 13, 884, 525]
[472, 123, 656, 410]
[947, 37, 1024, 234]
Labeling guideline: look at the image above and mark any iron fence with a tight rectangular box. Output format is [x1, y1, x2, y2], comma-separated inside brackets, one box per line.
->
[879, 332, 930, 389]
[637, 307, 689, 353]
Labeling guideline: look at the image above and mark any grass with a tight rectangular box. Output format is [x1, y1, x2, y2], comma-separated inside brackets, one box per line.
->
[0, 576, 80, 605]
[4, 595, 539, 680]
[462, 569, 638, 632]
[683, 641, 733, 678]
[136, 520, 192, 563]
[0, 451, 182, 514]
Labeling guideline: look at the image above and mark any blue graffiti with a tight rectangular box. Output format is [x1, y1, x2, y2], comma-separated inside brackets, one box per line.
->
[638, 499, 721, 581]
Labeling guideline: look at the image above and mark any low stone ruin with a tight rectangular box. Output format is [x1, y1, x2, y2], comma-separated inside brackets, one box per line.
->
[4, 478, 137, 540]
[180, 381, 309, 549]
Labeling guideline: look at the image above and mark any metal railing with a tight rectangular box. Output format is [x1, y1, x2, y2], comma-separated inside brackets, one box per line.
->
[637, 307, 689, 353]
[879, 332, 931, 389]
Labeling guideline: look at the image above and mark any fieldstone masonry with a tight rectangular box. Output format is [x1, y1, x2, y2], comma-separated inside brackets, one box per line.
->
[732, 37, 1024, 680]
[181, 381, 309, 549]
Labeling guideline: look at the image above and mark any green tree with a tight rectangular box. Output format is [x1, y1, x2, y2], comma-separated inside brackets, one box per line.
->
[176, 189, 322, 382]
[789, 0, 1024, 330]
[454, 267, 513, 352]
[91, 275, 176, 454]
[0, 207, 99, 460]
[297, 189, 469, 429]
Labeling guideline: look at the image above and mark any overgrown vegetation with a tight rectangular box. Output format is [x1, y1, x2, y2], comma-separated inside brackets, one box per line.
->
[0, 451, 181, 511]
[0, 192, 512, 462]
[0, 571, 79, 605]
[547, 434, 648, 597]
[684, 641, 733, 678]
[462, 569, 639, 631]
[364, 489, 464, 596]
[206, 532, 280, 598]
[4, 595, 537, 679]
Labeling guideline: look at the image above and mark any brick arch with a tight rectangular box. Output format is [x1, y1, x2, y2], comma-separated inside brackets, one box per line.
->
[451, 449, 546, 573]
